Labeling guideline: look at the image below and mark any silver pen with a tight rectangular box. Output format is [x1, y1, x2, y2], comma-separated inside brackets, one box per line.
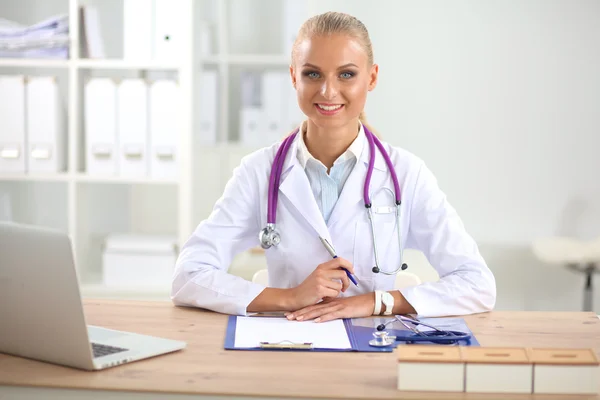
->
[319, 236, 358, 286]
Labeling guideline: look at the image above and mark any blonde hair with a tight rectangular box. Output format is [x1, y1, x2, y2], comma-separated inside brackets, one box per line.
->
[292, 11, 379, 136]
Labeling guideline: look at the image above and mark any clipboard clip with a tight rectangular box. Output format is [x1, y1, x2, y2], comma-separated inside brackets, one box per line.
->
[259, 340, 313, 350]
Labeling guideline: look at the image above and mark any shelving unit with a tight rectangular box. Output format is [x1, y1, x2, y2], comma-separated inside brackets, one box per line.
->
[0, 0, 318, 300]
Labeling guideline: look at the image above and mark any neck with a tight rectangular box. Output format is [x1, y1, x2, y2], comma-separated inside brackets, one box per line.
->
[304, 119, 360, 170]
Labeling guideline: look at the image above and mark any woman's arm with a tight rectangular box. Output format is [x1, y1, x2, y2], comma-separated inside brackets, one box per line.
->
[171, 153, 269, 315]
[399, 160, 497, 317]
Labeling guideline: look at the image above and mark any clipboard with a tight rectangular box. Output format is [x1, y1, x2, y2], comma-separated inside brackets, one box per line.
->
[224, 315, 479, 352]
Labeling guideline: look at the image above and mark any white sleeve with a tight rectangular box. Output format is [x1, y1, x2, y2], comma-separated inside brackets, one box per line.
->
[170, 156, 266, 315]
[399, 161, 497, 317]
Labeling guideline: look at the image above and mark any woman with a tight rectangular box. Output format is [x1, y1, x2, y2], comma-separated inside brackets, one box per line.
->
[171, 11, 496, 321]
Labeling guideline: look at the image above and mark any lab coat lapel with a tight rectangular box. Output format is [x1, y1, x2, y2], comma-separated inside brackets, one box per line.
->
[278, 139, 331, 241]
[327, 141, 388, 227]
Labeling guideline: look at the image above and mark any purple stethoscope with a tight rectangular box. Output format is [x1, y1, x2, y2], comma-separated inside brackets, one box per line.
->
[258, 124, 408, 275]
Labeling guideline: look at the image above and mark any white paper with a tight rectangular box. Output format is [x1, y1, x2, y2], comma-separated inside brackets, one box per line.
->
[234, 317, 352, 350]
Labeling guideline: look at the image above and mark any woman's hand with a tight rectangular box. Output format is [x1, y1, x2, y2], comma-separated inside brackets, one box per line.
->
[286, 257, 356, 310]
[285, 293, 375, 322]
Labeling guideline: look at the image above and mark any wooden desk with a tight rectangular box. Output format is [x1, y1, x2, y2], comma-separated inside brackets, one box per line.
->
[1, 299, 599, 400]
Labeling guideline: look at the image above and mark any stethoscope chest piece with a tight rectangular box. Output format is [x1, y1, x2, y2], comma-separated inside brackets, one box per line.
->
[259, 224, 280, 249]
[369, 330, 396, 347]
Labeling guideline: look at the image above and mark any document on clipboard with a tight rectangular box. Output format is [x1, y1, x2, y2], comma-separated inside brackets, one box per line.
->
[233, 317, 351, 350]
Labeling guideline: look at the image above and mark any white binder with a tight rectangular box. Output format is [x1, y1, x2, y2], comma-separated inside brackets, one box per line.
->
[123, 0, 153, 60]
[153, 0, 185, 61]
[282, 0, 307, 56]
[117, 79, 148, 177]
[262, 71, 287, 145]
[0, 75, 26, 173]
[239, 107, 263, 147]
[149, 80, 179, 179]
[26, 77, 66, 173]
[198, 70, 217, 145]
[84, 78, 118, 175]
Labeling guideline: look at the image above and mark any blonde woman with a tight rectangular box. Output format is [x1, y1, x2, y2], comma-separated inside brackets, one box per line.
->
[172, 12, 496, 321]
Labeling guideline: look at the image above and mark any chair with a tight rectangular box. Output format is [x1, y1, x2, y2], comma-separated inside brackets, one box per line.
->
[394, 271, 422, 289]
[252, 269, 269, 286]
[532, 236, 600, 311]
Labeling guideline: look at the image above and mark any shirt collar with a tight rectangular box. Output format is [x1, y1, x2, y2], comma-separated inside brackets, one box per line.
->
[296, 121, 365, 170]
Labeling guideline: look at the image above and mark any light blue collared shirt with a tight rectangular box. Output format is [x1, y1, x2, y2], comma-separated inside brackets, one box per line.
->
[296, 124, 366, 224]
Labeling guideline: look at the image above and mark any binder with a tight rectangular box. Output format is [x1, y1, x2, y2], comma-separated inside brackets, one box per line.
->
[261, 71, 287, 145]
[26, 77, 66, 173]
[282, 0, 307, 56]
[225, 315, 479, 352]
[239, 107, 262, 147]
[0, 75, 26, 173]
[84, 78, 118, 175]
[117, 79, 148, 177]
[198, 70, 217, 145]
[149, 79, 179, 179]
[153, 0, 185, 61]
[123, 0, 152, 60]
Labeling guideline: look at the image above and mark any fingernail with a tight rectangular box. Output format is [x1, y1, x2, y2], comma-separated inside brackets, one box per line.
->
[315, 318, 321, 323]
[297, 316, 303, 321]
[284, 312, 290, 316]
[287, 314, 293, 320]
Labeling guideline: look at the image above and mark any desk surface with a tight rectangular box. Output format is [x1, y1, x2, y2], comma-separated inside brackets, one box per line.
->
[1, 299, 599, 400]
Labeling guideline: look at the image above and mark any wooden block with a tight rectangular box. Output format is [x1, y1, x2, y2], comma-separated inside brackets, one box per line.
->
[531, 348, 599, 394]
[396, 346, 464, 392]
[462, 347, 532, 393]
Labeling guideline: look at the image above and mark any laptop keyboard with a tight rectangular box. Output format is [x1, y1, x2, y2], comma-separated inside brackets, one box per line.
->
[91, 342, 128, 358]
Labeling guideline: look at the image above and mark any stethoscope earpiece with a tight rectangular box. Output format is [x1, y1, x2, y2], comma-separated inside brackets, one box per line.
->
[372, 266, 380, 273]
[401, 263, 408, 271]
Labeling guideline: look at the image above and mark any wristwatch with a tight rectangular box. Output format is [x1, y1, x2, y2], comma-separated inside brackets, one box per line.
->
[381, 292, 395, 316]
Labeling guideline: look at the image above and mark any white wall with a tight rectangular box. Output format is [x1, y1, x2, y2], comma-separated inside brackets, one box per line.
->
[309, 0, 600, 311]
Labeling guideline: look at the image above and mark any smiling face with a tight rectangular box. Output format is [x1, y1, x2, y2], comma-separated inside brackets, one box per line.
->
[290, 34, 378, 131]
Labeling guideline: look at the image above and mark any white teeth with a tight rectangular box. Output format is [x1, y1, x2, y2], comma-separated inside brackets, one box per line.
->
[317, 104, 342, 111]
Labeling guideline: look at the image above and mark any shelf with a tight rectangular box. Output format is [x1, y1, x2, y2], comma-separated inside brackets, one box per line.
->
[0, 58, 70, 68]
[76, 59, 181, 70]
[75, 174, 179, 185]
[0, 173, 71, 182]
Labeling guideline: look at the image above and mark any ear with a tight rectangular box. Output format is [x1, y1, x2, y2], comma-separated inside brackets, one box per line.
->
[368, 64, 379, 91]
[289, 65, 297, 89]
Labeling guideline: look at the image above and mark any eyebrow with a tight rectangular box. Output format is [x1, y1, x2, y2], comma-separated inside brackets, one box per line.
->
[302, 63, 359, 70]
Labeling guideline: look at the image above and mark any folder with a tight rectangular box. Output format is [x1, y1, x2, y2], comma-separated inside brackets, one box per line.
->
[239, 107, 262, 147]
[84, 78, 118, 175]
[149, 79, 179, 179]
[117, 79, 148, 177]
[282, 0, 307, 56]
[262, 71, 287, 145]
[224, 315, 479, 352]
[123, 0, 152, 61]
[153, 0, 185, 61]
[26, 77, 66, 173]
[197, 70, 217, 145]
[0, 75, 26, 173]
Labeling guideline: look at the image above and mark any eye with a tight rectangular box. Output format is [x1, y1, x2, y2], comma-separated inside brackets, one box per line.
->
[302, 71, 320, 79]
[340, 71, 355, 79]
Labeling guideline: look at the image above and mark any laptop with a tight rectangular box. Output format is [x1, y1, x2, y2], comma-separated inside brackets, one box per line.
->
[0, 222, 186, 370]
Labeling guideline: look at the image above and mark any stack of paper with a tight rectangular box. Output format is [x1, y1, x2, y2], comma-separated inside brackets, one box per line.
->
[0, 14, 69, 59]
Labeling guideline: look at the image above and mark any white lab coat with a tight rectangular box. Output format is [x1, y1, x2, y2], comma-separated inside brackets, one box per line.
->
[171, 133, 496, 317]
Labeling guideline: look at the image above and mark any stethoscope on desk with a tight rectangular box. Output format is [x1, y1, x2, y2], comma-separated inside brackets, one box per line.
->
[259, 124, 408, 275]
[369, 315, 471, 347]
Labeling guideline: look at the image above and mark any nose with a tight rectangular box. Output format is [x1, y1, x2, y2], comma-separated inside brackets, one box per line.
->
[320, 78, 339, 100]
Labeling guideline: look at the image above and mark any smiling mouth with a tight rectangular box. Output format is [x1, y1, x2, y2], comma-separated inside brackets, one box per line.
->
[316, 104, 344, 111]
